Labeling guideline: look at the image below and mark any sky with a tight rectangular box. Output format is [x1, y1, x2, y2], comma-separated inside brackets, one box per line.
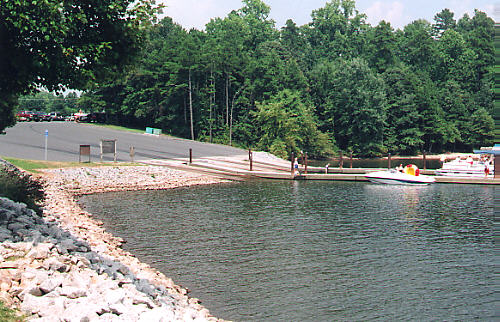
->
[158, 0, 496, 31]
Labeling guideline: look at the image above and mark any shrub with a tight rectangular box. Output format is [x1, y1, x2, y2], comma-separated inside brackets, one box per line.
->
[0, 163, 44, 214]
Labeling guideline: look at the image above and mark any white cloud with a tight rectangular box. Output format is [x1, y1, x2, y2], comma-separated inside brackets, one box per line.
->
[159, 0, 240, 30]
[442, 0, 495, 19]
[157, 0, 495, 31]
[365, 1, 408, 29]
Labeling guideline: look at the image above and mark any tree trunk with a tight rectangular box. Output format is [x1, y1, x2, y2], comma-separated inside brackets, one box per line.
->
[183, 95, 187, 124]
[189, 69, 194, 140]
[210, 68, 214, 143]
[225, 73, 229, 127]
[229, 85, 246, 146]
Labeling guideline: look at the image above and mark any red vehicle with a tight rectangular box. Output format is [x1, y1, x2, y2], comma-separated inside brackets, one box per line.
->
[16, 111, 34, 121]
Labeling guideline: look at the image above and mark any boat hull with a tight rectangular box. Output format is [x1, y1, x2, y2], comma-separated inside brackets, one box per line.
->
[365, 170, 435, 185]
[434, 169, 493, 178]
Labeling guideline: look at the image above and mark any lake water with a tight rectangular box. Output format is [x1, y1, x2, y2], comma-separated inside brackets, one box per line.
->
[80, 181, 495, 321]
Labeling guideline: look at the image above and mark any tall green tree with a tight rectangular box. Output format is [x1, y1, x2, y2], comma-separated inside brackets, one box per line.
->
[311, 58, 387, 156]
[399, 20, 438, 78]
[280, 19, 311, 69]
[0, 0, 161, 132]
[432, 8, 456, 38]
[466, 107, 495, 147]
[252, 89, 332, 158]
[365, 21, 397, 73]
[435, 29, 476, 86]
[460, 10, 494, 92]
[383, 66, 423, 154]
[305, 0, 368, 62]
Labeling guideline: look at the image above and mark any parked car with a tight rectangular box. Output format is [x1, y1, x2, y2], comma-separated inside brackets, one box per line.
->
[87, 112, 106, 123]
[16, 111, 34, 121]
[30, 111, 51, 122]
[49, 112, 65, 121]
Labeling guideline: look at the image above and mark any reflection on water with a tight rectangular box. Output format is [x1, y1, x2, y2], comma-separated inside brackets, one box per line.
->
[80, 181, 494, 321]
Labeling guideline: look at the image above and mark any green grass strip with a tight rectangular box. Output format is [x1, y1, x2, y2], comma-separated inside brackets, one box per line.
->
[2, 157, 141, 173]
[0, 301, 23, 322]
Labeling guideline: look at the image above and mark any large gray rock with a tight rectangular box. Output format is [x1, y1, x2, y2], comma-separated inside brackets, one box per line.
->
[39, 275, 64, 294]
[0, 209, 16, 222]
[59, 286, 87, 299]
[62, 300, 101, 321]
[27, 242, 53, 259]
[36, 296, 65, 318]
[57, 238, 78, 254]
[138, 307, 175, 322]
[21, 267, 49, 286]
[16, 214, 35, 227]
[122, 303, 150, 317]
[0, 231, 11, 242]
[135, 279, 156, 297]
[7, 222, 25, 233]
[101, 288, 126, 305]
[18, 286, 43, 300]
[42, 257, 67, 273]
[61, 270, 91, 290]
[19, 293, 44, 314]
[28, 230, 44, 245]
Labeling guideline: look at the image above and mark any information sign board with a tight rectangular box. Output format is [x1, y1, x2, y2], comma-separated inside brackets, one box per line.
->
[100, 139, 117, 162]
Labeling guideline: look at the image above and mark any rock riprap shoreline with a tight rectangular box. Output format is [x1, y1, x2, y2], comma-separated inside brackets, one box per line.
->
[0, 165, 228, 321]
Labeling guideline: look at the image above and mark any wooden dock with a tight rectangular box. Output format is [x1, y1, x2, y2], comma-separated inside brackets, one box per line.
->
[142, 156, 500, 185]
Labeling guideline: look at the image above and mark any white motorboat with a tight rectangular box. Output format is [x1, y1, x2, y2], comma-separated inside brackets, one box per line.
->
[365, 164, 435, 185]
[435, 156, 494, 178]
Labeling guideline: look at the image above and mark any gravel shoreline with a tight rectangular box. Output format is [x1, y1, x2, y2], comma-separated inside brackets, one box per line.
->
[0, 165, 229, 321]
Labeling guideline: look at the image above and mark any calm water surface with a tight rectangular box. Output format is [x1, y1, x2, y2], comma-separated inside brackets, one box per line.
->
[80, 181, 495, 321]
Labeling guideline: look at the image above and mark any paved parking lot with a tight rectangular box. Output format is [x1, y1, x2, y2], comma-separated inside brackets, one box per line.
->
[0, 122, 245, 162]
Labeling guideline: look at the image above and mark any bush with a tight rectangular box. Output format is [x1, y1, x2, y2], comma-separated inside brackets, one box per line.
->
[0, 163, 44, 214]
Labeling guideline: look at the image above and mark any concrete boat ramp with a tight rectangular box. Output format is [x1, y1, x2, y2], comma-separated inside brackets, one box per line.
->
[140, 153, 500, 185]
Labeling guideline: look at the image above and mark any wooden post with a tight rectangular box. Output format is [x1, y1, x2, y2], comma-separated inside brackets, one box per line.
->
[423, 152, 427, 170]
[249, 149, 253, 171]
[339, 151, 343, 169]
[304, 152, 308, 174]
[130, 146, 135, 162]
[189, 148, 192, 164]
[388, 153, 391, 169]
[349, 152, 353, 168]
[495, 155, 499, 179]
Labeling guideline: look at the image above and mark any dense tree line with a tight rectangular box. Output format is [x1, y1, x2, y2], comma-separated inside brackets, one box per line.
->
[18, 91, 80, 115]
[33, 0, 498, 157]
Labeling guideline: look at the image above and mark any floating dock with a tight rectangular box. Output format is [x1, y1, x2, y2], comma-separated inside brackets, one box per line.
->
[142, 155, 500, 185]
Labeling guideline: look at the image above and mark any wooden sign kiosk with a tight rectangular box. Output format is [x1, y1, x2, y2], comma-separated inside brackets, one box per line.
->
[100, 139, 117, 162]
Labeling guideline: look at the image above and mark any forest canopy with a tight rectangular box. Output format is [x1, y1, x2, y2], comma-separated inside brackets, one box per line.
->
[15, 0, 495, 157]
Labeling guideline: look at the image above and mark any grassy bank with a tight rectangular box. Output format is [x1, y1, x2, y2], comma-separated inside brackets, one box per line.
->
[85, 123, 146, 134]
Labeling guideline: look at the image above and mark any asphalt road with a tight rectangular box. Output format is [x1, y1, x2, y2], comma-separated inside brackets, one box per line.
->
[0, 122, 246, 162]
